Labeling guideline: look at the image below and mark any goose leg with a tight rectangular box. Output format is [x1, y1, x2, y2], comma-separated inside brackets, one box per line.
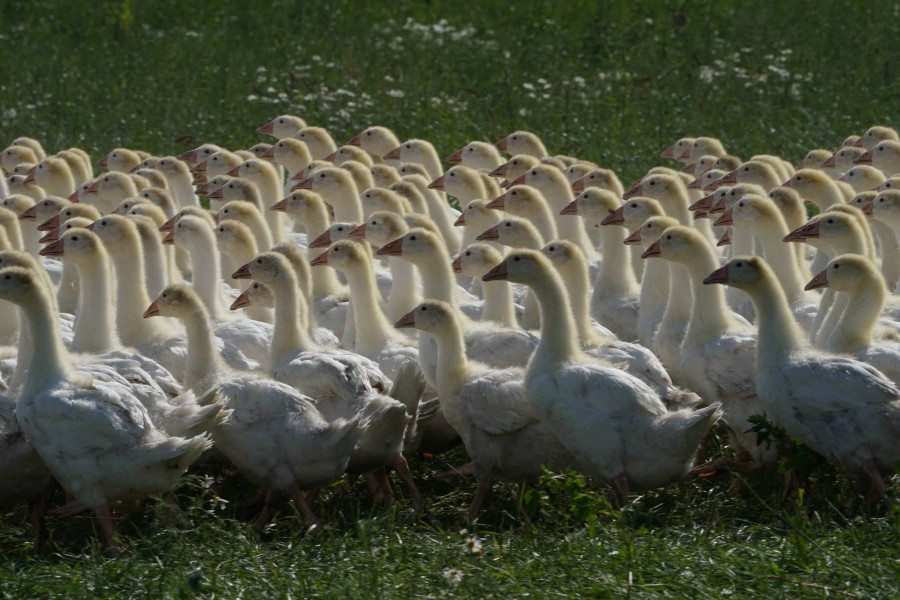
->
[393, 454, 423, 513]
[94, 503, 124, 556]
[251, 489, 276, 531]
[862, 461, 889, 506]
[29, 487, 51, 552]
[375, 467, 395, 506]
[468, 479, 493, 519]
[286, 483, 322, 533]
[438, 461, 475, 478]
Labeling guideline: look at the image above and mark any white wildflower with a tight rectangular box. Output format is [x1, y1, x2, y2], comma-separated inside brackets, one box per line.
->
[699, 66, 715, 84]
[442, 568, 463, 586]
[386, 89, 405, 98]
[462, 535, 484, 556]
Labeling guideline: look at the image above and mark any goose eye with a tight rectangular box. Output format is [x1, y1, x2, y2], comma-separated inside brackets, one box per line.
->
[320, 173, 325, 178]
[880, 198, 885, 202]
[465, 251, 470, 256]
[743, 167, 749, 172]
[505, 222, 511, 227]
[365, 132, 371, 136]
[631, 203, 637, 208]
[218, 227, 224, 232]
[256, 259, 262, 264]
[409, 235, 417, 241]
[795, 176, 802, 181]
[736, 262, 743, 267]
[71, 236, 78, 241]
[3, 275, 9, 280]
[827, 219, 833, 224]
[420, 306, 427, 311]
[738, 202, 744, 207]
[513, 256, 520, 261]
[666, 234, 671, 240]
[405, 144, 410, 149]
[103, 177, 109, 182]
[834, 263, 840, 269]
[649, 181, 655, 186]
[162, 292, 168, 298]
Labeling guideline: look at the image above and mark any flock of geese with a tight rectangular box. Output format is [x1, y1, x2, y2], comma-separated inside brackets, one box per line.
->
[2, 117, 900, 554]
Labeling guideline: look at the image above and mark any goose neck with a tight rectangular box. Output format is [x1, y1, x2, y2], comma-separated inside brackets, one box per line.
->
[270, 272, 316, 366]
[824, 280, 883, 353]
[20, 285, 72, 397]
[71, 254, 119, 353]
[527, 268, 580, 370]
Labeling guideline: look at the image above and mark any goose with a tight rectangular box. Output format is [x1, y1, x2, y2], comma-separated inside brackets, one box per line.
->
[1, 195, 43, 255]
[79, 172, 139, 214]
[660, 137, 696, 163]
[452, 243, 520, 328]
[232, 252, 418, 505]
[495, 131, 548, 158]
[642, 226, 775, 467]
[705, 255, 900, 501]
[716, 160, 782, 191]
[562, 189, 641, 340]
[856, 139, 900, 176]
[96, 148, 142, 173]
[856, 125, 899, 149]
[679, 155, 720, 178]
[839, 165, 886, 192]
[137, 186, 178, 218]
[326, 145, 375, 167]
[822, 145, 867, 175]
[395, 300, 576, 515]
[0, 389, 53, 548]
[447, 141, 504, 171]
[340, 160, 378, 200]
[348, 211, 422, 321]
[388, 180, 430, 215]
[0, 266, 212, 553]
[799, 148, 839, 177]
[679, 136, 726, 162]
[540, 238, 682, 399]
[145, 283, 356, 530]
[175, 143, 224, 167]
[24, 156, 76, 198]
[487, 185, 558, 243]
[430, 164, 498, 205]
[483, 250, 720, 497]
[602, 195, 668, 293]
[766, 186, 810, 272]
[847, 190, 900, 288]
[722, 194, 818, 330]
[360, 187, 412, 218]
[347, 126, 402, 168]
[874, 176, 900, 192]
[805, 254, 900, 386]
[783, 169, 853, 208]
[371, 164, 402, 188]
[207, 175, 264, 210]
[563, 162, 597, 185]
[6, 173, 45, 201]
[214, 220, 273, 320]
[569, 167, 625, 197]
[297, 166, 363, 222]
[263, 138, 313, 190]
[129, 213, 173, 298]
[623, 172, 693, 226]
[376, 228, 539, 386]
[226, 159, 285, 244]
[456, 199, 503, 249]
[16, 195, 70, 230]
[293, 126, 337, 160]
[89, 214, 258, 378]
[403, 173, 461, 253]
[384, 139, 444, 181]
[257, 115, 307, 139]
[214, 199, 274, 253]
[10, 137, 45, 161]
[1, 144, 39, 172]
[489, 154, 540, 187]
[689, 168, 729, 192]
[507, 164, 596, 259]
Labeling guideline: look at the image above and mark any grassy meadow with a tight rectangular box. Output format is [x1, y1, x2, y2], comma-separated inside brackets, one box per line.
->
[1, 0, 900, 597]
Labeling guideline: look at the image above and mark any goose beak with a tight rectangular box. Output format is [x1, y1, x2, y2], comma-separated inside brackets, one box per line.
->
[495, 137, 509, 151]
[177, 149, 198, 164]
[451, 255, 462, 273]
[83, 179, 100, 195]
[23, 167, 37, 185]
[207, 187, 224, 200]
[446, 149, 463, 164]
[428, 175, 445, 190]
[804, 269, 829, 291]
[376, 237, 403, 256]
[486, 194, 506, 210]
[293, 177, 313, 190]
[230, 290, 251, 310]
[687, 177, 704, 190]
[347, 223, 367, 239]
[453, 213, 466, 226]
[600, 205, 625, 226]
[68, 189, 81, 202]
[475, 225, 499, 241]
[622, 180, 643, 199]
[623, 228, 642, 245]
[309, 230, 333, 248]
[676, 147, 691, 161]
[394, 309, 417, 329]
[160, 216, 176, 232]
[226, 166, 241, 177]
[783, 221, 816, 242]
[39, 227, 61, 244]
[570, 178, 585, 192]
[660, 142, 678, 159]
[271, 199, 288, 212]
[693, 211, 709, 220]
[482, 260, 508, 281]
[259, 145, 276, 160]
[323, 151, 337, 163]
[689, 193, 714, 212]
[310, 250, 330, 266]
[703, 265, 729, 285]
[232, 262, 252, 279]
[96, 155, 109, 168]
[37, 214, 61, 231]
[712, 208, 734, 227]
[855, 149, 874, 164]
[560, 200, 579, 216]
[143, 299, 160, 318]
[508, 173, 526, 187]
[489, 163, 507, 178]
[383, 146, 402, 161]
[716, 229, 731, 246]
[161, 230, 176, 245]
[862, 201, 875, 216]
[640, 239, 661, 259]
[346, 134, 362, 146]
[820, 155, 837, 169]
[256, 121, 275, 135]
[18, 204, 39, 220]
[86, 221, 97, 232]
[39, 238, 65, 257]
[679, 161, 698, 174]
[717, 170, 738, 185]
[709, 198, 727, 214]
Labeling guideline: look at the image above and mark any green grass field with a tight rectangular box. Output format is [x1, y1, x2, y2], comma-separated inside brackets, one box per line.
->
[2, 0, 899, 597]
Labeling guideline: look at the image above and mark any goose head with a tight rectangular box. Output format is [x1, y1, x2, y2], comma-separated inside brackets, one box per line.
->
[376, 228, 440, 263]
[481, 248, 548, 285]
[310, 238, 366, 271]
[494, 131, 547, 157]
[327, 145, 373, 167]
[0, 266, 40, 305]
[868, 190, 900, 222]
[347, 126, 400, 155]
[296, 165, 353, 194]
[729, 193, 780, 229]
[97, 148, 141, 173]
[178, 144, 222, 167]
[641, 224, 708, 263]
[360, 187, 410, 216]
[681, 136, 726, 162]
[475, 217, 542, 247]
[718, 160, 780, 190]
[856, 125, 899, 149]
[83, 172, 138, 204]
[2, 194, 35, 219]
[490, 154, 540, 185]
[429, 165, 482, 195]
[15, 195, 68, 222]
[352, 210, 408, 247]
[40, 227, 104, 264]
[394, 300, 455, 333]
[371, 164, 402, 188]
[447, 141, 503, 170]
[855, 140, 900, 172]
[245, 143, 273, 162]
[541, 239, 582, 270]
[703, 255, 767, 289]
[1, 144, 39, 172]
[144, 283, 203, 319]
[507, 163, 568, 196]
[39, 203, 101, 231]
[214, 220, 256, 256]
[209, 178, 262, 206]
[397, 163, 430, 179]
[293, 127, 337, 160]
[563, 162, 596, 186]
[201, 150, 244, 178]
[625, 215, 680, 248]
[489, 185, 547, 216]
[602, 196, 665, 230]
[112, 197, 148, 216]
[660, 137, 695, 161]
[838, 165, 885, 192]
[625, 172, 687, 202]
[564, 187, 620, 224]
[796, 149, 831, 171]
[138, 187, 176, 215]
[388, 181, 427, 213]
[256, 115, 307, 139]
[680, 154, 718, 176]
[689, 168, 727, 191]
[805, 253, 880, 292]
[38, 216, 93, 244]
[453, 242, 504, 277]
[165, 214, 213, 248]
[309, 222, 358, 248]
[230, 281, 273, 310]
[232, 251, 291, 284]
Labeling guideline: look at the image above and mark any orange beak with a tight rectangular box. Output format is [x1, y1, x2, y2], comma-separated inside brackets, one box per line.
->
[450, 255, 462, 273]
[804, 269, 829, 291]
[560, 200, 579, 216]
[446, 149, 463, 164]
[376, 237, 403, 256]
[703, 265, 729, 285]
[640, 239, 662, 259]
[37, 214, 61, 231]
[226, 166, 241, 177]
[485, 194, 506, 210]
[346, 133, 362, 146]
[660, 141, 680, 159]
[489, 163, 507, 178]
[623, 228, 642, 245]
[716, 229, 731, 246]
[676, 147, 691, 161]
[383, 146, 402, 161]
[482, 259, 508, 281]
[820, 154, 837, 169]
[232, 262, 253, 279]
[600, 205, 625, 226]
[96, 155, 109, 168]
[348, 223, 367, 239]
[323, 151, 337, 163]
[271, 198, 288, 212]
[689, 193, 715, 212]
[18, 204, 39, 220]
[39, 238, 65, 257]
[207, 187, 224, 200]
[508, 173, 526, 187]
[294, 177, 313, 190]
[310, 250, 330, 266]
[394, 308, 417, 329]
[428, 175, 445, 190]
[495, 137, 509, 151]
[39, 227, 62, 244]
[453, 212, 466, 226]
[143, 299, 161, 318]
[177, 149, 198, 164]
[709, 198, 727, 214]
[862, 201, 875, 216]
[712, 207, 734, 227]
[570, 178, 585, 192]
[308, 230, 333, 248]
[23, 167, 37, 185]
[717, 170, 738, 186]
[83, 179, 101, 196]
[160, 215, 177, 232]
[260, 145, 276, 159]
[855, 149, 874, 164]
[162, 230, 176, 245]
[622, 180, 643, 199]
[256, 121, 275, 135]
[475, 225, 499, 241]
[679, 160, 698, 174]
[230, 290, 252, 310]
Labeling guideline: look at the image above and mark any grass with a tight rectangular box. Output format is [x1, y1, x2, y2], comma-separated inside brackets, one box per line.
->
[2, 0, 900, 596]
